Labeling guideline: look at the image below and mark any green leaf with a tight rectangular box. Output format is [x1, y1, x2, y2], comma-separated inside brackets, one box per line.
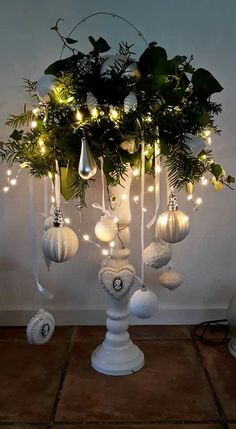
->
[192, 68, 223, 97]
[210, 163, 223, 180]
[88, 36, 111, 53]
[139, 46, 167, 76]
[65, 37, 78, 45]
[60, 166, 75, 200]
[10, 129, 23, 141]
[44, 54, 83, 75]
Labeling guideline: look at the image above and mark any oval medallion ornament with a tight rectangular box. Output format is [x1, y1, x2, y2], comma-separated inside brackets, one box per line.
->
[112, 277, 124, 292]
[26, 309, 55, 345]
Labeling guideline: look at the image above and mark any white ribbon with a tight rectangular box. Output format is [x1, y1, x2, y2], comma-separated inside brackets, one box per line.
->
[141, 139, 145, 284]
[54, 160, 61, 209]
[146, 135, 161, 229]
[92, 202, 111, 218]
[92, 157, 111, 218]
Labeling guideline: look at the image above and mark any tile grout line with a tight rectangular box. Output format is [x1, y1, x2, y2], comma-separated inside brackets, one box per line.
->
[190, 329, 230, 429]
[46, 326, 77, 429]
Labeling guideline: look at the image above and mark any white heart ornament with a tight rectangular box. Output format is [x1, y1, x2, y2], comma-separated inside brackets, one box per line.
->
[98, 264, 135, 300]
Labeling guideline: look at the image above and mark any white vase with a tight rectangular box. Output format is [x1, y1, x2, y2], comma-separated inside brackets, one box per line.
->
[91, 165, 144, 375]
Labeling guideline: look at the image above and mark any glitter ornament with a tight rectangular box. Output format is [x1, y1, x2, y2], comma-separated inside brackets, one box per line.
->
[98, 264, 135, 300]
[184, 134, 206, 157]
[36, 74, 56, 103]
[78, 137, 97, 180]
[86, 92, 98, 112]
[26, 309, 55, 345]
[94, 217, 118, 243]
[159, 269, 183, 290]
[124, 91, 137, 113]
[143, 238, 172, 270]
[129, 287, 158, 319]
[156, 192, 190, 244]
[41, 209, 79, 263]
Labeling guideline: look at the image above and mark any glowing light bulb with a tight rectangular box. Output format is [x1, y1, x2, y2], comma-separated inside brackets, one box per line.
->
[3, 186, 9, 193]
[201, 176, 208, 186]
[133, 196, 139, 203]
[133, 168, 139, 177]
[64, 217, 71, 224]
[187, 195, 193, 201]
[10, 178, 17, 186]
[148, 185, 154, 192]
[67, 96, 74, 103]
[32, 107, 40, 115]
[76, 110, 83, 121]
[110, 108, 118, 120]
[6, 169, 12, 176]
[102, 249, 109, 256]
[207, 137, 212, 145]
[51, 196, 55, 204]
[31, 120, 37, 128]
[113, 217, 119, 224]
[83, 234, 89, 241]
[91, 107, 99, 118]
[121, 194, 128, 201]
[38, 139, 44, 146]
[204, 129, 211, 137]
[40, 146, 46, 155]
[196, 197, 203, 205]
[142, 208, 147, 212]
[155, 165, 161, 174]
[145, 115, 152, 123]
[48, 172, 53, 180]
[109, 241, 115, 248]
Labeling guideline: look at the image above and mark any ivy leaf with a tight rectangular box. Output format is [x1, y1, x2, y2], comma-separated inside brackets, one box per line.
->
[65, 37, 78, 45]
[10, 129, 23, 141]
[139, 45, 167, 76]
[88, 36, 111, 53]
[226, 175, 235, 184]
[192, 68, 223, 97]
[44, 54, 83, 75]
[210, 163, 223, 179]
[60, 166, 75, 200]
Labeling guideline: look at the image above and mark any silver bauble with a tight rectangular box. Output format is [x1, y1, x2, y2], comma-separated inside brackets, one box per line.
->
[184, 134, 206, 157]
[143, 238, 172, 270]
[78, 137, 97, 180]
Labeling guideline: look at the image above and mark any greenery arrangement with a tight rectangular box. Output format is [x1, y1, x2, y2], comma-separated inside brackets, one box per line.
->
[0, 20, 234, 207]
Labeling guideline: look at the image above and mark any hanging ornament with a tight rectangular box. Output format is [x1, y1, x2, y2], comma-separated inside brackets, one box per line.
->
[159, 268, 183, 290]
[184, 134, 206, 157]
[98, 264, 135, 300]
[36, 74, 56, 103]
[78, 137, 97, 180]
[124, 91, 137, 113]
[120, 138, 138, 154]
[129, 286, 158, 319]
[156, 192, 190, 243]
[41, 208, 79, 263]
[94, 216, 118, 243]
[26, 309, 55, 345]
[43, 204, 55, 231]
[86, 92, 98, 112]
[100, 55, 140, 79]
[143, 237, 172, 270]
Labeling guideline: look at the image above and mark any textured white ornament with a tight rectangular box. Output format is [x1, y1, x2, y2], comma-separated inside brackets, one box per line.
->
[124, 91, 137, 113]
[184, 134, 206, 157]
[26, 309, 55, 345]
[228, 294, 236, 358]
[94, 217, 118, 243]
[159, 269, 183, 290]
[100, 55, 140, 78]
[129, 288, 158, 319]
[99, 264, 135, 300]
[42, 226, 79, 263]
[143, 238, 172, 269]
[86, 91, 98, 112]
[36, 74, 56, 103]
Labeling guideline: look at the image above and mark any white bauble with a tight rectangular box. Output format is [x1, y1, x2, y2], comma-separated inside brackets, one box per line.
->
[184, 134, 206, 157]
[156, 209, 190, 244]
[129, 288, 158, 319]
[143, 238, 172, 270]
[159, 270, 183, 290]
[100, 55, 140, 79]
[42, 226, 79, 263]
[36, 74, 56, 102]
[26, 309, 55, 345]
[94, 217, 118, 243]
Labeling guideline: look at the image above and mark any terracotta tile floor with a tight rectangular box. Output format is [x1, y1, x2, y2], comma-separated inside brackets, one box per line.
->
[0, 325, 235, 429]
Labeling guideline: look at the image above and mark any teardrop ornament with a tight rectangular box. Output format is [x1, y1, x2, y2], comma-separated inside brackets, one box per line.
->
[78, 137, 97, 180]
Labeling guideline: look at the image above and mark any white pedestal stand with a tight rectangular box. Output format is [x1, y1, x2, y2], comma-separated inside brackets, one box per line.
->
[91, 167, 144, 375]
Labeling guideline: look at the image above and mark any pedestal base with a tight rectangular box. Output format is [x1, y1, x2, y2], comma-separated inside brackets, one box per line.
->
[228, 338, 236, 358]
[91, 340, 144, 376]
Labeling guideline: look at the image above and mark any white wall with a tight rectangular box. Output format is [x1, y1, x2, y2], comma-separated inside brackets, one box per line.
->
[0, 0, 235, 325]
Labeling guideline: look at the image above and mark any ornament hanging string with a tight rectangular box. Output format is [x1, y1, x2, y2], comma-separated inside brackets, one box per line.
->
[60, 12, 148, 59]
[140, 138, 145, 287]
[29, 175, 54, 300]
[54, 160, 61, 209]
[92, 157, 111, 218]
[146, 128, 161, 230]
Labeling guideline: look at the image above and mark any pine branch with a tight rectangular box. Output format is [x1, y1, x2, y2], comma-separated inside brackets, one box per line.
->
[6, 104, 34, 128]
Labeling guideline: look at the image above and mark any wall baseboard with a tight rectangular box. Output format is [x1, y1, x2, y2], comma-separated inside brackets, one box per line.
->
[0, 306, 228, 326]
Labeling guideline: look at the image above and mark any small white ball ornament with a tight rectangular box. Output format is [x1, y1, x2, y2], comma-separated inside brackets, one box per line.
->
[156, 192, 190, 244]
[129, 287, 158, 319]
[41, 209, 79, 263]
[159, 269, 183, 290]
[143, 238, 172, 270]
[94, 217, 118, 243]
[36, 74, 56, 103]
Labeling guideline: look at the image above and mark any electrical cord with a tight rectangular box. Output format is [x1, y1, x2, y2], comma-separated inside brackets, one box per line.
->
[193, 319, 230, 346]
